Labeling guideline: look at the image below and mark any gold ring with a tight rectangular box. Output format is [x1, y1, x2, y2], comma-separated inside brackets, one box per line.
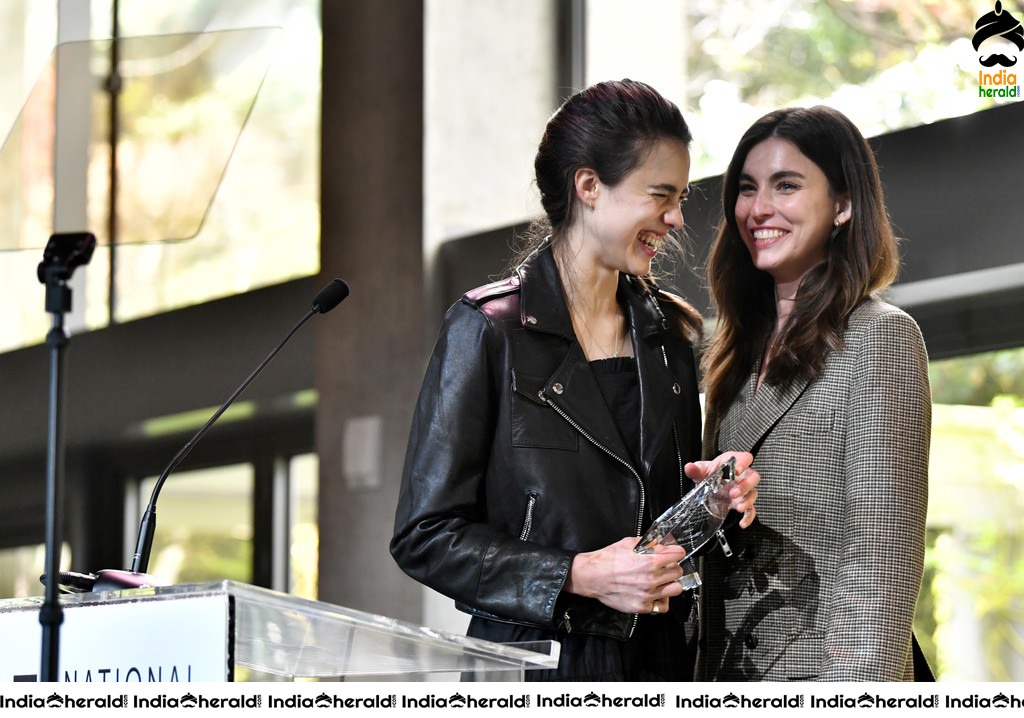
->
[651, 600, 660, 615]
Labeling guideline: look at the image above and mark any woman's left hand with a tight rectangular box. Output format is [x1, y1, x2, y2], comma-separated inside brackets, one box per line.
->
[684, 451, 759, 528]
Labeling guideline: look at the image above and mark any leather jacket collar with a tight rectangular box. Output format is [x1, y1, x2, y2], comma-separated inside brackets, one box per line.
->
[515, 240, 671, 342]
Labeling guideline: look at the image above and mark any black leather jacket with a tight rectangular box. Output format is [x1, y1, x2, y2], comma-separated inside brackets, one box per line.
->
[390, 246, 702, 640]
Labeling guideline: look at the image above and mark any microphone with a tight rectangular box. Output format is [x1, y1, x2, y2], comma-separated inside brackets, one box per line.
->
[313, 277, 349, 314]
[65, 278, 350, 593]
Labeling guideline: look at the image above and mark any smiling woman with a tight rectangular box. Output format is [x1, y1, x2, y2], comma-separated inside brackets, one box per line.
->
[735, 137, 851, 295]
[699, 106, 931, 682]
[391, 79, 761, 682]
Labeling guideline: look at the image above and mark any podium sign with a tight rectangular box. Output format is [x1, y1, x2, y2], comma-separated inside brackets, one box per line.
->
[0, 591, 229, 682]
[0, 581, 558, 681]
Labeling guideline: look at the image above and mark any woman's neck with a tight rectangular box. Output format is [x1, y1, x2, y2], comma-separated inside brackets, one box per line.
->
[758, 282, 798, 391]
[772, 274, 804, 333]
[553, 239, 629, 360]
[553, 237, 620, 315]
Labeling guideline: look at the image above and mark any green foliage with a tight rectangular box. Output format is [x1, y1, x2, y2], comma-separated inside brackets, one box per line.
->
[930, 348, 1024, 406]
[152, 532, 252, 585]
[685, 0, 944, 107]
[924, 349, 1024, 679]
[174, 533, 252, 584]
[735, 4, 903, 103]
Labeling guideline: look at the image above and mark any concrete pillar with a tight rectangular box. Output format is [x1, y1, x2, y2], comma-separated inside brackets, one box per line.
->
[316, 0, 425, 623]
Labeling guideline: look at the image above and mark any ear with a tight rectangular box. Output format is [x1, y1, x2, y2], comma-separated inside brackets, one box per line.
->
[574, 167, 600, 208]
[834, 193, 852, 226]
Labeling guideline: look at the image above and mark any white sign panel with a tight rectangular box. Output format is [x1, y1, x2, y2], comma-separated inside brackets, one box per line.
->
[0, 594, 230, 682]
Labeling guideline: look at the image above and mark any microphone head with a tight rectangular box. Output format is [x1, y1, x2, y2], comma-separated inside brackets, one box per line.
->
[313, 278, 350, 314]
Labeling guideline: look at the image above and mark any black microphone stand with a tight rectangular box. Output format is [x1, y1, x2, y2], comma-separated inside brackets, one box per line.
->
[90, 277, 349, 590]
[128, 304, 320, 578]
[37, 232, 96, 683]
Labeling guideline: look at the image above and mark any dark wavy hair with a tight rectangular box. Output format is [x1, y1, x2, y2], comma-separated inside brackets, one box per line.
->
[702, 105, 899, 421]
[518, 79, 701, 338]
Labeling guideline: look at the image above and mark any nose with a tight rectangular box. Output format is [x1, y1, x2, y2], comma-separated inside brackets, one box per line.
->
[664, 203, 684, 230]
[748, 188, 773, 221]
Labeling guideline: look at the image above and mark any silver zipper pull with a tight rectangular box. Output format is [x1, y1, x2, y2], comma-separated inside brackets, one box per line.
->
[716, 529, 733, 557]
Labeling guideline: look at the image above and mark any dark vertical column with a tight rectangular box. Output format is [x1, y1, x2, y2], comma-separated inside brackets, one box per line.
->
[317, 0, 426, 623]
[64, 458, 124, 579]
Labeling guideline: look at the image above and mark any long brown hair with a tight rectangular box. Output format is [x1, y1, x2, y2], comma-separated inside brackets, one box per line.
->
[702, 106, 899, 418]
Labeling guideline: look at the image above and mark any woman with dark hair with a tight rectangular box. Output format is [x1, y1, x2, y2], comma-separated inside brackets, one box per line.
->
[391, 79, 759, 681]
[698, 106, 931, 681]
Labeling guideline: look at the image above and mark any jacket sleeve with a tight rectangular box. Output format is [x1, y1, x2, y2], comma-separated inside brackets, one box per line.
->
[390, 300, 574, 627]
[821, 308, 931, 680]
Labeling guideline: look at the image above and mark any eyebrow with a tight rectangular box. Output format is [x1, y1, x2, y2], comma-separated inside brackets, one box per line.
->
[739, 170, 807, 183]
[649, 182, 690, 196]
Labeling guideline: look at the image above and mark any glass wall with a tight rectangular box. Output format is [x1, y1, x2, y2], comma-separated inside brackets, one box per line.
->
[923, 348, 1024, 680]
[0, 0, 321, 352]
[128, 453, 315, 596]
[0, 2, 60, 352]
[288, 452, 318, 600]
[136, 464, 254, 584]
[585, 0, 999, 180]
[0, 544, 70, 599]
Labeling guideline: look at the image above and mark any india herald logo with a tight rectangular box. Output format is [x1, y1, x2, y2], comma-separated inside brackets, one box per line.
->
[974, 1, 1022, 96]
[974, 1, 1023, 67]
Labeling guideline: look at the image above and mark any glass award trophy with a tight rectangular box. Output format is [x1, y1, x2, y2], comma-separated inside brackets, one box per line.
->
[633, 456, 735, 590]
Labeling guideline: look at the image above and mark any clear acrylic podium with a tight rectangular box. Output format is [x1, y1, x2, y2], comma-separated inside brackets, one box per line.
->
[0, 581, 559, 682]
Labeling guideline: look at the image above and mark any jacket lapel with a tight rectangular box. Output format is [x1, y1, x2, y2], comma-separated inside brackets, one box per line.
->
[517, 245, 633, 462]
[628, 287, 683, 479]
[517, 246, 678, 471]
[721, 366, 811, 453]
[543, 346, 634, 462]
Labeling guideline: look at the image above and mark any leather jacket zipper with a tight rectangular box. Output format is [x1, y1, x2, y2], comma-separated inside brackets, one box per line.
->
[519, 492, 538, 541]
[541, 391, 645, 637]
[541, 393, 646, 536]
[672, 422, 685, 497]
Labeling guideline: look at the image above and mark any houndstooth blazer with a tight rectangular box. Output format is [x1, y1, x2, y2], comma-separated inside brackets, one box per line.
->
[697, 299, 931, 681]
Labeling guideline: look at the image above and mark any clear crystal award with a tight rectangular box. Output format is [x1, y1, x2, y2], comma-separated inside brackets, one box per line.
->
[633, 456, 735, 590]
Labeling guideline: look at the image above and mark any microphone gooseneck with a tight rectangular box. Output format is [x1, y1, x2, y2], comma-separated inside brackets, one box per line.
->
[110, 278, 349, 582]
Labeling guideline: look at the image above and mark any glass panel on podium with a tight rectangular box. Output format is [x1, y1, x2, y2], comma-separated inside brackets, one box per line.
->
[0, 581, 559, 681]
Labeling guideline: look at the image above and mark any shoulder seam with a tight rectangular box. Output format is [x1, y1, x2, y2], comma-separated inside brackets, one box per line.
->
[462, 276, 520, 308]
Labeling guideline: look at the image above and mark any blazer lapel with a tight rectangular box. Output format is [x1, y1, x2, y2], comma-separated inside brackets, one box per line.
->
[721, 366, 812, 453]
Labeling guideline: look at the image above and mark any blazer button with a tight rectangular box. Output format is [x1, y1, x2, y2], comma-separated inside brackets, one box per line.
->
[551, 383, 564, 394]
[744, 633, 759, 650]
[672, 383, 681, 395]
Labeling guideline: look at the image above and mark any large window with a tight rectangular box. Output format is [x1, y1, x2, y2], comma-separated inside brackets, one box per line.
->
[0, 0, 320, 352]
[129, 452, 317, 595]
[136, 464, 254, 585]
[0, 544, 70, 599]
[922, 347, 1024, 681]
[288, 452, 318, 600]
[585, 0, 1001, 180]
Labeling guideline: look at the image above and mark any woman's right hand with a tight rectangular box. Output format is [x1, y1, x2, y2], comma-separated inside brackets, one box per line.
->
[563, 537, 688, 614]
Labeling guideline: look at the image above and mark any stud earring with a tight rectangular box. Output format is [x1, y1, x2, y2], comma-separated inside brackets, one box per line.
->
[830, 218, 846, 240]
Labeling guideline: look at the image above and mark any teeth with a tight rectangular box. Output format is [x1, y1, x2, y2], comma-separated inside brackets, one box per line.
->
[752, 229, 785, 240]
[639, 232, 662, 250]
